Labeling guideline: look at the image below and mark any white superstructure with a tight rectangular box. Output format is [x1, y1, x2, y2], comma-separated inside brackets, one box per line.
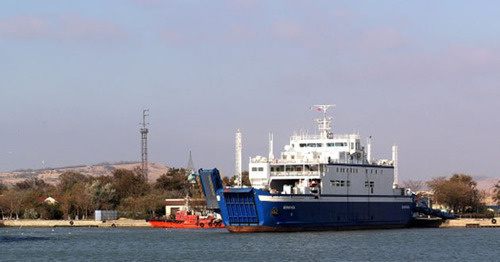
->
[249, 105, 402, 197]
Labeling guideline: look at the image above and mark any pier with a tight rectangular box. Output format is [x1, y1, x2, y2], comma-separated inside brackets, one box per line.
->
[0, 219, 151, 228]
[440, 218, 499, 228]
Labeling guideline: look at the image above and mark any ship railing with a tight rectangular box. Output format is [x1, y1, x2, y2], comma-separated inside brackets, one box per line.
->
[251, 159, 324, 164]
[289, 134, 353, 141]
[270, 171, 322, 177]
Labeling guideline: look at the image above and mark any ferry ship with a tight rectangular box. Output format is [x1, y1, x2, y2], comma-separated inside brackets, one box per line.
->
[200, 105, 415, 232]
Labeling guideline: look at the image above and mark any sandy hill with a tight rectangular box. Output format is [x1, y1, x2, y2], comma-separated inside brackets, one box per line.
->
[0, 162, 170, 185]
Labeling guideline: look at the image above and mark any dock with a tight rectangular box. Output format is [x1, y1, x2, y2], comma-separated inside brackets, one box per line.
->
[439, 218, 499, 228]
[0, 219, 151, 228]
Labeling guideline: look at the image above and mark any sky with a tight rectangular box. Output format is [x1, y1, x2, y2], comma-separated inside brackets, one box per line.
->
[0, 1, 499, 182]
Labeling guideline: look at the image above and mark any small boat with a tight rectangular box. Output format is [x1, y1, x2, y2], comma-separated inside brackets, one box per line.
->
[147, 197, 224, 229]
[148, 210, 224, 228]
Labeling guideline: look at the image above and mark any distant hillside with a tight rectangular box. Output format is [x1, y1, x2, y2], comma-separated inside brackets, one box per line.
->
[0, 162, 170, 185]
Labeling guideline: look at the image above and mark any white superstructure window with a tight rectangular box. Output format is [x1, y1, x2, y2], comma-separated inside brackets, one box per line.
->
[330, 180, 350, 187]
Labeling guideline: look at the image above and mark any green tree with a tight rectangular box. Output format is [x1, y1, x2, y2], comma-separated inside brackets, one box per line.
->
[85, 180, 116, 210]
[154, 168, 188, 194]
[40, 202, 64, 220]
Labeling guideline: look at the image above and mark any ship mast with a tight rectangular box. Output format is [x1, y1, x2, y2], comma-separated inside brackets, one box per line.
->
[312, 104, 335, 139]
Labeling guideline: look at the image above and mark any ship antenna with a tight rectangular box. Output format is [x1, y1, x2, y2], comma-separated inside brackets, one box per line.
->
[312, 104, 335, 139]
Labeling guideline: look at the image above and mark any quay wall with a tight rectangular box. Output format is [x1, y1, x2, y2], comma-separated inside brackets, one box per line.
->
[1, 218, 497, 228]
[0, 219, 151, 228]
[440, 218, 499, 228]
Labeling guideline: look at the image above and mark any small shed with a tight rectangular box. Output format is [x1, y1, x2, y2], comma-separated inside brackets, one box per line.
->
[95, 210, 118, 221]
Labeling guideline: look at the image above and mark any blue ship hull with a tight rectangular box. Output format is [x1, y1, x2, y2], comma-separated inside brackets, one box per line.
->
[216, 188, 414, 232]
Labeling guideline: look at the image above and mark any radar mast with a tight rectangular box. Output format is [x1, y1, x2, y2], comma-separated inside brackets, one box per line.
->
[312, 104, 335, 139]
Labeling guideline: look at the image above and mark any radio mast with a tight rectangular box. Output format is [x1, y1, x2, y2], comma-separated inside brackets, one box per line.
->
[140, 109, 149, 181]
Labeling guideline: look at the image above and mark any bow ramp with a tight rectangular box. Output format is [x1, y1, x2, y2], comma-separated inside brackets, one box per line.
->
[198, 168, 224, 211]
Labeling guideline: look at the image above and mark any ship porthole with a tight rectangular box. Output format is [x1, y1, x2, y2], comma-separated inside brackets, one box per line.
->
[271, 207, 279, 216]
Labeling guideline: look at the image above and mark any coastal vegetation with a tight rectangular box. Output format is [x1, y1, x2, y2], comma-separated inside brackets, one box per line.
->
[0, 167, 208, 220]
[404, 174, 499, 215]
[427, 174, 484, 213]
[0, 169, 495, 220]
[494, 181, 500, 205]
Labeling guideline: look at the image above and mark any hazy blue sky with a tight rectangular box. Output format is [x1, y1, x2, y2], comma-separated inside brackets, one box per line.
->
[1, 1, 499, 182]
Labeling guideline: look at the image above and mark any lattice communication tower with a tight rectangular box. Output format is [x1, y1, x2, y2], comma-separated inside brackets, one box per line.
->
[140, 109, 149, 181]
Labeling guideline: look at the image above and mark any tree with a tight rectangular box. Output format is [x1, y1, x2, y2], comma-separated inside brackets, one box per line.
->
[402, 180, 425, 193]
[154, 168, 188, 194]
[222, 176, 234, 187]
[57, 172, 89, 194]
[57, 172, 90, 219]
[0, 189, 24, 219]
[493, 181, 500, 205]
[73, 183, 91, 219]
[222, 171, 251, 187]
[85, 180, 116, 210]
[15, 177, 55, 195]
[427, 174, 483, 213]
[0, 182, 7, 194]
[112, 168, 149, 202]
[40, 202, 64, 220]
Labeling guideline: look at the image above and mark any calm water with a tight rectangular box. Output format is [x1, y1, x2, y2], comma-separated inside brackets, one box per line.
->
[0, 227, 498, 261]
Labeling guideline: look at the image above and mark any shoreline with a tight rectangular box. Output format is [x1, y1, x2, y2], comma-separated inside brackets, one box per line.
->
[440, 218, 499, 228]
[1, 218, 498, 228]
[0, 219, 151, 228]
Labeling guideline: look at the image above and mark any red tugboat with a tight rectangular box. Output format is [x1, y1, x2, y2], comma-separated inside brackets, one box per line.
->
[147, 197, 224, 228]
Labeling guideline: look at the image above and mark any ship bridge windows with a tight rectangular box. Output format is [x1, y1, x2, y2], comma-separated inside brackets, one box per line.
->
[299, 143, 323, 148]
[327, 142, 347, 147]
[271, 166, 284, 172]
[251, 167, 264, 172]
